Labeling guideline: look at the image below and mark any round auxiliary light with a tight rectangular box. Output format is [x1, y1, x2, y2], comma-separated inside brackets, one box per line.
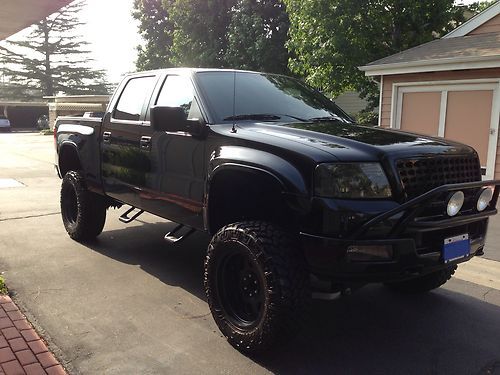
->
[477, 187, 494, 212]
[447, 191, 465, 217]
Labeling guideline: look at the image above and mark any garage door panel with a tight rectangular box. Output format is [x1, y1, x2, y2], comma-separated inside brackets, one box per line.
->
[445, 90, 493, 167]
[400, 92, 441, 136]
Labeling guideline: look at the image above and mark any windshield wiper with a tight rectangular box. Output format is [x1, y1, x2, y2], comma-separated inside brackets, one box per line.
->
[223, 113, 309, 122]
[223, 114, 281, 121]
[308, 116, 345, 123]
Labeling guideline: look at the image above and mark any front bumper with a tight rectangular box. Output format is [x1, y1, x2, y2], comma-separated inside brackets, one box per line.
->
[302, 180, 500, 282]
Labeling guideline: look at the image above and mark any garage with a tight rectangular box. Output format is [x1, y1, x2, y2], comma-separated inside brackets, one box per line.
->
[394, 82, 499, 178]
[361, 2, 500, 180]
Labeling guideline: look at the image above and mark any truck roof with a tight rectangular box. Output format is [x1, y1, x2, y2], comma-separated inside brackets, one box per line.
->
[125, 67, 265, 77]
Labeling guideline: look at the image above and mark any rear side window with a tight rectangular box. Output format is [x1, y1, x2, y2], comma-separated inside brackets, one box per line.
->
[114, 76, 156, 121]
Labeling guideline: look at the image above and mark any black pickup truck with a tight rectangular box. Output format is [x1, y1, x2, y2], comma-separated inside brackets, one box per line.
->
[55, 68, 499, 353]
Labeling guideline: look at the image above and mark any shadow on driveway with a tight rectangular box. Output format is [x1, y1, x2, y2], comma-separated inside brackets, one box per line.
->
[85, 220, 210, 301]
[84, 221, 500, 375]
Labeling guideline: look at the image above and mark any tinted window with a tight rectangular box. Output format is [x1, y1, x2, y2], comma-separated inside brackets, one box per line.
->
[114, 76, 156, 121]
[196, 72, 352, 124]
[156, 75, 201, 120]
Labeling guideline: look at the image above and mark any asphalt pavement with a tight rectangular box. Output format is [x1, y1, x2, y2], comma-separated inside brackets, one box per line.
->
[0, 131, 500, 375]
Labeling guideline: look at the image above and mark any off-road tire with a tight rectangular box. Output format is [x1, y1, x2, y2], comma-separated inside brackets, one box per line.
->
[204, 221, 310, 353]
[60, 170, 107, 241]
[385, 265, 457, 294]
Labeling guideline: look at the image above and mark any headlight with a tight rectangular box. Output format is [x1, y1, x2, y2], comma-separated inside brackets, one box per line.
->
[314, 163, 392, 198]
[477, 187, 494, 211]
[446, 191, 464, 217]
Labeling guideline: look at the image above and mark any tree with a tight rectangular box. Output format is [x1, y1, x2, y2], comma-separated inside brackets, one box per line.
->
[169, 0, 236, 68]
[132, 0, 289, 73]
[0, 0, 109, 100]
[284, 0, 472, 109]
[466, 0, 496, 13]
[225, 0, 290, 73]
[132, 0, 175, 70]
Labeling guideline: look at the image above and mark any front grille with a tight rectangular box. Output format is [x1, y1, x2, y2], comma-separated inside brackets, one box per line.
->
[396, 155, 481, 200]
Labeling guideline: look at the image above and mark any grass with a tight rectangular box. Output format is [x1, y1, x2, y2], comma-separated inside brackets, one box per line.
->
[39, 128, 53, 135]
[0, 275, 7, 295]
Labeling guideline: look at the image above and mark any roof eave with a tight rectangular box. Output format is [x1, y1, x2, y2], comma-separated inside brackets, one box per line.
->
[360, 55, 500, 76]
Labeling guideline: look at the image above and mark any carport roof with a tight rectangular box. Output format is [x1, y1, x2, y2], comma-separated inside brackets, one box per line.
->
[1, 0, 72, 41]
[360, 33, 500, 76]
[0, 101, 47, 107]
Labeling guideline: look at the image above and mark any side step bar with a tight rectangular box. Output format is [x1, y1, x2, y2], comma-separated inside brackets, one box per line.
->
[119, 207, 144, 224]
[119, 207, 195, 243]
[164, 224, 195, 243]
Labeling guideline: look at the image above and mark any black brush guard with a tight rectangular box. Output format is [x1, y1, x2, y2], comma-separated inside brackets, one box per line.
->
[301, 180, 500, 281]
[348, 180, 500, 240]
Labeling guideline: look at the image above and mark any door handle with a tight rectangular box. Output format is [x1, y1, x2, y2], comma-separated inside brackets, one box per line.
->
[140, 136, 152, 150]
[103, 131, 111, 143]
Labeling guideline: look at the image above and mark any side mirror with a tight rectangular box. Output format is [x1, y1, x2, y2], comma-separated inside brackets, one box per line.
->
[150, 106, 204, 135]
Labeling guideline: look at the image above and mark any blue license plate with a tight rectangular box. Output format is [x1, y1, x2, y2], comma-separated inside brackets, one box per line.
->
[443, 234, 470, 263]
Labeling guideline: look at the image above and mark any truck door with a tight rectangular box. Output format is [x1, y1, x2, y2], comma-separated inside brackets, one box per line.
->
[100, 74, 157, 208]
[140, 74, 206, 229]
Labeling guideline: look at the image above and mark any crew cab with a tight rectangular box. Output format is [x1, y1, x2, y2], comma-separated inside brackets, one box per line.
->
[54, 68, 500, 353]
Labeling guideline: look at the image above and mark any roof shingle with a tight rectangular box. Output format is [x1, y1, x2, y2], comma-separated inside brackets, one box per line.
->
[364, 33, 500, 67]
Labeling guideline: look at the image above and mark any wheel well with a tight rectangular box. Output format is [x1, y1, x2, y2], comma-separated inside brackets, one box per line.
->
[59, 145, 82, 177]
[208, 169, 297, 235]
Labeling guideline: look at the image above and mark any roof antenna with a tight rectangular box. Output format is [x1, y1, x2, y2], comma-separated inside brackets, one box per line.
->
[231, 70, 237, 133]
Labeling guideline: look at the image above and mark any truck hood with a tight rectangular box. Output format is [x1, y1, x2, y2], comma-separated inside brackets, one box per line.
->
[244, 121, 476, 162]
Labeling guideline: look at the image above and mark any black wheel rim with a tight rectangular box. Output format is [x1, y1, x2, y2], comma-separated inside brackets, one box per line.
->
[215, 243, 265, 329]
[62, 184, 78, 225]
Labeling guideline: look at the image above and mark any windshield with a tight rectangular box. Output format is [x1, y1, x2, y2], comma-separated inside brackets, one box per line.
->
[195, 71, 353, 124]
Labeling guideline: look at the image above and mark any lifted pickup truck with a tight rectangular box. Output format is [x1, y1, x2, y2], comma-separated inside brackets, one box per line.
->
[55, 68, 500, 353]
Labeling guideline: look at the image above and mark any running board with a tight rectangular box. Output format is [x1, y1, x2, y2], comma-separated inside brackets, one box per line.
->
[164, 224, 195, 243]
[119, 207, 144, 224]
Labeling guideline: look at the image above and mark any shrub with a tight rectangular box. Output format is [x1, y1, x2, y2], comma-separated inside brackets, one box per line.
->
[353, 110, 379, 126]
[0, 276, 7, 295]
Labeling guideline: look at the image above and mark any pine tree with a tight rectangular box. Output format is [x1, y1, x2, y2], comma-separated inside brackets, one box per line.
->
[0, 0, 109, 101]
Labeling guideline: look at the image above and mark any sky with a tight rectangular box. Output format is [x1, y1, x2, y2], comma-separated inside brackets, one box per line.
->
[1, 0, 493, 85]
[2, 0, 142, 84]
[78, 0, 142, 83]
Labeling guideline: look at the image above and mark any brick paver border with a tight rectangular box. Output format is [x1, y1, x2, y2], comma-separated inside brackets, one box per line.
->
[0, 295, 67, 375]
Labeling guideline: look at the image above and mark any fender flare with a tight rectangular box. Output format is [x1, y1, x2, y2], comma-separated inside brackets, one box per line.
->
[58, 141, 81, 171]
[207, 146, 308, 196]
[206, 146, 311, 232]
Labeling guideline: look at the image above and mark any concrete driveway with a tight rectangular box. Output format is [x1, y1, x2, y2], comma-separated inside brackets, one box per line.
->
[1, 132, 500, 375]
